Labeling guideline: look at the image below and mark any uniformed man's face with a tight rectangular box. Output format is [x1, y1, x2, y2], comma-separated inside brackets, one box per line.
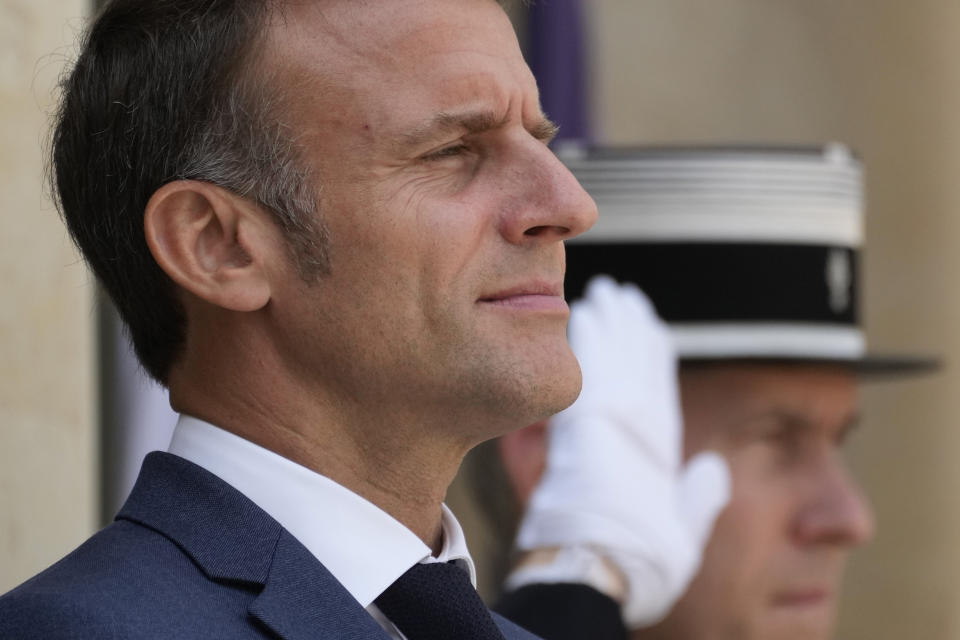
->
[637, 364, 875, 640]
[260, 0, 597, 442]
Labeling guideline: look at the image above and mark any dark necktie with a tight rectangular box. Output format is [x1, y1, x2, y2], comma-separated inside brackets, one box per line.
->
[375, 561, 507, 640]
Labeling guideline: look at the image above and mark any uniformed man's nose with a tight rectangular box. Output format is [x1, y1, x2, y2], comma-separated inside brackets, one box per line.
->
[793, 460, 876, 547]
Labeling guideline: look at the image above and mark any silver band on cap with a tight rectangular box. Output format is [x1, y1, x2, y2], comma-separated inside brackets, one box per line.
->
[561, 144, 868, 363]
[560, 143, 862, 246]
[671, 323, 866, 361]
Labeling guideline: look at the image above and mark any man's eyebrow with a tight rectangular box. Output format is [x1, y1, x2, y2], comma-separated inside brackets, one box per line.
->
[836, 412, 862, 444]
[398, 110, 503, 149]
[398, 110, 559, 149]
[530, 117, 559, 143]
[735, 407, 862, 443]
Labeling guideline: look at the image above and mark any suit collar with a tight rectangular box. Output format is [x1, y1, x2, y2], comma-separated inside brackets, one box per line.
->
[117, 452, 390, 640]
[167, 415, 457, 606]
[118, 451, 280, 585]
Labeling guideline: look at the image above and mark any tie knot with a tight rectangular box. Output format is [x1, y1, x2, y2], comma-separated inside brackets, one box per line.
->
[375, 562, 506, 640]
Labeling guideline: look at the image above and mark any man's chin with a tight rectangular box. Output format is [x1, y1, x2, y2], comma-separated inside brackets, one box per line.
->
[498, 352, 581, 429]
[535, 349, 583, 416]
[456, 334, 582, 436]
[761, 599, 837, 640]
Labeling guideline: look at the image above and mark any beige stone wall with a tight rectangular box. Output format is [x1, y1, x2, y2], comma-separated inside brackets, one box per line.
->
[0, 0, 96, 592]
[586, 1, 959, 637]
[2, 4, 958, 637]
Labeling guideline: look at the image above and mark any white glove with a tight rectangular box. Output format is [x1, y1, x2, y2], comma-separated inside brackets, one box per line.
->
[512, 275, 730, 628]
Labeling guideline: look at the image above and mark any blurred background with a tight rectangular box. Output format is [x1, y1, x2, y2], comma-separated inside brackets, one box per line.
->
[1, 0, 957, 637]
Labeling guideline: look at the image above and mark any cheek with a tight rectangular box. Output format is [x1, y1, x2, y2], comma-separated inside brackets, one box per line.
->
[664, 440, 795, 637]
[669, 501, 770, 638]
[709, 449, 797, 588]
[710, 489, 777, 580]
[413, 201, 501, 309]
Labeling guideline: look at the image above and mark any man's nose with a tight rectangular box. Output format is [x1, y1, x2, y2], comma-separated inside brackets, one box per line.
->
[497, 139, 598, 245]
[792, 456, 876, 548]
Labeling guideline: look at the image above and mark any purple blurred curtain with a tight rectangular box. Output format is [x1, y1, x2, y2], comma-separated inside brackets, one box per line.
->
[527, 0, 590, 142]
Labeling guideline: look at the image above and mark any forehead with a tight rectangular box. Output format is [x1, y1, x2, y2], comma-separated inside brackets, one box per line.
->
[273, 0, 513, 54]
[679, 362, 858, 438]
[261, 0, 531, 119]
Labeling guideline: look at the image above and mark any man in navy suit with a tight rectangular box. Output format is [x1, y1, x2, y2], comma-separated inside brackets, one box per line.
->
[0, 0, 598, 637]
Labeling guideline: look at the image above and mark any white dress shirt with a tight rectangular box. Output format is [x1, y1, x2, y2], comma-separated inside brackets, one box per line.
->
[167, 414, 476, 639]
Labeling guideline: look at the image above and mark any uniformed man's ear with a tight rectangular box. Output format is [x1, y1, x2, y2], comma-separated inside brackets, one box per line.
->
[498, 420, 550, 507]
[144, 181, 274, 311]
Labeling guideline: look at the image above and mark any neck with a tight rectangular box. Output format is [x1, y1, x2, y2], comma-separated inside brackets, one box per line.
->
[241, 405, 461, 553]
[168, 329, 473, 553]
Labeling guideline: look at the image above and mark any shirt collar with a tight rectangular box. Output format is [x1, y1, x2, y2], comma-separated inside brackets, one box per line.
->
[167, 414, 476, 606]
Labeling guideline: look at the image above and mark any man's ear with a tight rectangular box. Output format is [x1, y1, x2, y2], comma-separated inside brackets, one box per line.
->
[498, 420, 550, 507]
[144, 180, 275, 311]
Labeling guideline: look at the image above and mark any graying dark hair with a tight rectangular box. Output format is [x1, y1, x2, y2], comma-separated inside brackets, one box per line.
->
[51, 0, 328, 383]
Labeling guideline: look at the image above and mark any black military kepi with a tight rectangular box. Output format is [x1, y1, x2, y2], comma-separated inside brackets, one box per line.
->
[559, 143, 938, 375]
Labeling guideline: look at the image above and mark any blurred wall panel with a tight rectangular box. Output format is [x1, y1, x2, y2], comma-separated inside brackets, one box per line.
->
[588, 1, 958, 638]
[0, 0, 96, 592]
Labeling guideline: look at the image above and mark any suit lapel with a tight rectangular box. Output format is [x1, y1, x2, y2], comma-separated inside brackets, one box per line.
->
[249, 529, 391, 640]
[117, 452, 390, 640]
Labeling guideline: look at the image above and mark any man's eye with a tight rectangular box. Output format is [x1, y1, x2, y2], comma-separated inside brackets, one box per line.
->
[424, 143, 469, 161]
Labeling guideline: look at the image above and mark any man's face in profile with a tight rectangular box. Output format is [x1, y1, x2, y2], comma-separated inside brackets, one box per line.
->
[639, 363, 875, 640]
[257, 0, 597, 436]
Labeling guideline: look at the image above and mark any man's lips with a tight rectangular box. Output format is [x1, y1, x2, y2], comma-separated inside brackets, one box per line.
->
[771, 588, 831, 608]
[477, 282, 567, 312]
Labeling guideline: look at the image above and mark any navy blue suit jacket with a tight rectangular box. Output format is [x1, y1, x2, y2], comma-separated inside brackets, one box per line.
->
[0, 452, 541, 639]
